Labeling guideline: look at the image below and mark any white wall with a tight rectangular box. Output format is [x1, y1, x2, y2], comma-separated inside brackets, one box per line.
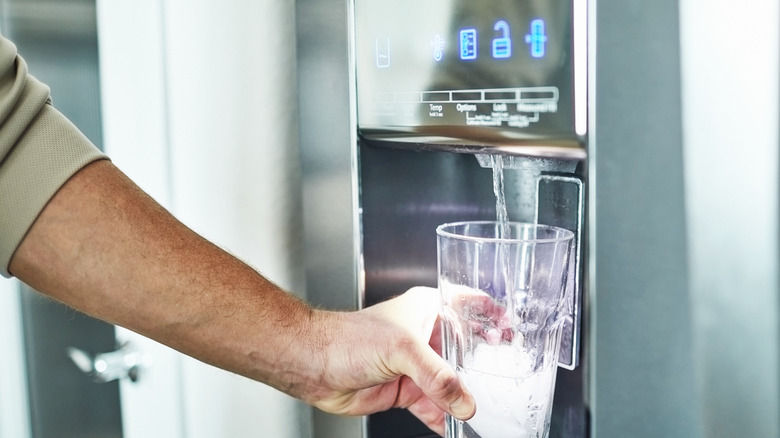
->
[98, 0, 310, 437]
[162, 2, 308, 436]
[0, 15, 33, 438]
[97, 2, 186, 437]
[0, 279, 31, 438]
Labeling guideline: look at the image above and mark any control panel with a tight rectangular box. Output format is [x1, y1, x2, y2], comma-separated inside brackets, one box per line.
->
[353, 0, 585, 151]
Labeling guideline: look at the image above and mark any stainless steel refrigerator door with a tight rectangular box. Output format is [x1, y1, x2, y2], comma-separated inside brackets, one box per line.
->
[587, 0, 701, 436]
[297, 0, 780, 437]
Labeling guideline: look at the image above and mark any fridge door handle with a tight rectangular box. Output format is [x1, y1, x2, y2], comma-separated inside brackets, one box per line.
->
[67, 341, 145, 383]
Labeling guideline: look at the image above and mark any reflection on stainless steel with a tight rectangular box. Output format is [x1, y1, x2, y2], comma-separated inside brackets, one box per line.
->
[358, 130, 586, 160]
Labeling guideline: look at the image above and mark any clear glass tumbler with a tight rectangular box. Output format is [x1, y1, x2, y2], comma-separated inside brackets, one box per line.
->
[437, 221, 574, 438]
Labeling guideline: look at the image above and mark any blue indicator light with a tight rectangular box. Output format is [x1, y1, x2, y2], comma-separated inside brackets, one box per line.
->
[525, 18, 548, 58]
[492, 20, 512, 59]
[460, 28, 477, 60]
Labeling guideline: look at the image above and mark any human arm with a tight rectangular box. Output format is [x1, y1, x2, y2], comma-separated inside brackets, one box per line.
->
[8, 159, 475, 434]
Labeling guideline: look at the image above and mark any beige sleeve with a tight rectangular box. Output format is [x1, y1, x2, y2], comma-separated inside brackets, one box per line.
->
[0, 35, 108, 277]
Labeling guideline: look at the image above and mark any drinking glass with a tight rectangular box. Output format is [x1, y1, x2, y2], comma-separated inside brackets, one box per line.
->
[437, 221, 574, 438]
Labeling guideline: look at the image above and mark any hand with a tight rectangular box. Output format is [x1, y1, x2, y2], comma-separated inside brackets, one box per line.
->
[306, 287, 476, 436]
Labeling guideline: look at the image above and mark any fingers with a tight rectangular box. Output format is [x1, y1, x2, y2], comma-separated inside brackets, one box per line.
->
[377, 288, 476, 419]
[364, 287, 476, 424]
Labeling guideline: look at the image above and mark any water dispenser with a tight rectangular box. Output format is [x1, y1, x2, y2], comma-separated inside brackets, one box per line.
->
[352, 0, 587, 436]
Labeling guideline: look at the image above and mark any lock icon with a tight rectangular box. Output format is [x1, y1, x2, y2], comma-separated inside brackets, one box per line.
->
[492, 20, 512, 59]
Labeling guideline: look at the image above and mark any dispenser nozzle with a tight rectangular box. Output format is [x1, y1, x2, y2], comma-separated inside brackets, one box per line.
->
[475, 153, 579, 173]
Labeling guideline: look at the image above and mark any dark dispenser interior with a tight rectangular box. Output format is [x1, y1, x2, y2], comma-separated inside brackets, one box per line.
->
[359, 142, 587, 438]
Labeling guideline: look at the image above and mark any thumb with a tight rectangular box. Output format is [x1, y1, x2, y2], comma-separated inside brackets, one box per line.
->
[404, 343, 477, 421]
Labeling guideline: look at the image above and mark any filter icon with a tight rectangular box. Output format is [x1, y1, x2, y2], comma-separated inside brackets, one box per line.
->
[459, 28, 477, 60]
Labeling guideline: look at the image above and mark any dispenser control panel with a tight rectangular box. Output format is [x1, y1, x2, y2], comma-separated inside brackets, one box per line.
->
[354, 0, 585, 148]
